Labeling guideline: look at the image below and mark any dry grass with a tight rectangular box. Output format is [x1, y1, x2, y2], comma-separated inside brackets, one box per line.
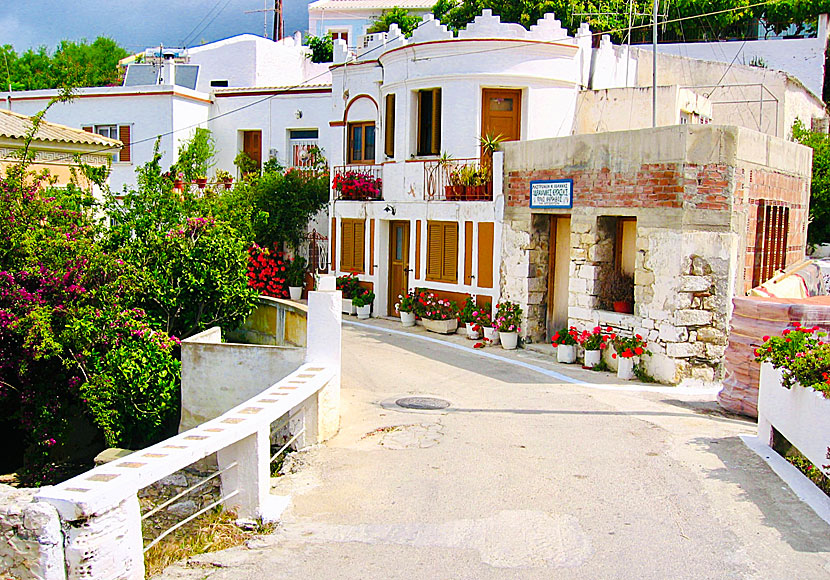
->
[143, 507, 275, 578]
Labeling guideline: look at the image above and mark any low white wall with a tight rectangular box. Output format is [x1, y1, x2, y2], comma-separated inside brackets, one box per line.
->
[0, 485, 65, 580]
[179, 327, 306, 431]
[758, 362, 830, 477]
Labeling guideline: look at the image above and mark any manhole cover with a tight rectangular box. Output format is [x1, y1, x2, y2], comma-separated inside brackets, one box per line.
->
[395, 397, 450, 410]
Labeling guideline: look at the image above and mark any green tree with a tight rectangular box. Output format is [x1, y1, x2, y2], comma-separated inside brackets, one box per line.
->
[306, 34, 333, 63]
[793, 119, 830, 246]
[367, 7, 421, 36]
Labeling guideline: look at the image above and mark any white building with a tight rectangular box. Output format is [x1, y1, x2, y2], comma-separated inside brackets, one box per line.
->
[308, 0, 434, 48]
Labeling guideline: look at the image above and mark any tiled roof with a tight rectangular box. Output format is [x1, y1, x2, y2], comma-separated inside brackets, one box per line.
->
[213, 82, 332, 94]
[0, 109, 121, 148]
[309, 0, 434, 10]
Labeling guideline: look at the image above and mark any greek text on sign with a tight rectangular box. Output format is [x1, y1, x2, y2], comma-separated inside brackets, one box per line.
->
[530, 179, 573, 208]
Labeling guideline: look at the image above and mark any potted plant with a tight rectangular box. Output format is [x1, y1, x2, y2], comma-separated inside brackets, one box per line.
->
[216, 169, 233, 189]
[173, 171, 184, 190]
[460, 297, 482, 339]
[575, 326, 611, 368]
[336, 273, 361, 314]
[598, 270, 634, 314]
[447, 163, 490, 201]
[195, 175, 208, 189]
[333, 170, 382, 200]
[286, 256, 307, 300]
[551, 326, 578, 363]
[612, 333, 650, 380]
[352, 289, 375, 319]
[420, 292, 459, 334]
[395, 289, 417, 326]
[482, 315, 499, 345]
[494, 301, 522, 350]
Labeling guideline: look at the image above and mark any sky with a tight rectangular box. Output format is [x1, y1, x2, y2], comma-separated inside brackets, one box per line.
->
[1, 0, 314, 53]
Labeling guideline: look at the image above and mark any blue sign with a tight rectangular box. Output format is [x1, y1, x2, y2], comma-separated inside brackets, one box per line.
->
[530, 179, 573, 209]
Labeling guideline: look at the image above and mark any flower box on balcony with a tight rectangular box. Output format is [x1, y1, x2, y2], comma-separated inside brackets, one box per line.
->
[333, 168, 382, 201]
[758, 362, 830, 478]
[444, 185, 490, 201]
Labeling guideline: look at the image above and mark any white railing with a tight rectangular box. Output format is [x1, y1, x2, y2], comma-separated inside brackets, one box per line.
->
[34, 283, 342, 580]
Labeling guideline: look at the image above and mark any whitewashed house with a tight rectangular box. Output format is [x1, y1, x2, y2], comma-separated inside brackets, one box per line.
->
[308, 0, 434, 48]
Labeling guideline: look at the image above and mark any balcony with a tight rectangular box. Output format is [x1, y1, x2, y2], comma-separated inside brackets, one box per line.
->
[332, 164, 383, 201]
[423, 157, 493, 201]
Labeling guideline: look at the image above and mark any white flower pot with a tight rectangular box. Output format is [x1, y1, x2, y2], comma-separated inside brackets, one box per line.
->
[341, 298, 356, 315]
[483, 327, 500, 345]
[400, 311, 416, 327]
[557, 344, 577, 364]
[288, 286, 302, 300]
[583, 349, 602, 368]
[500, 331, 518, 350]
[465, 322, 481, 340]
[422, 318, 458, 334]
[356, 304, 371, 319]
[617, 357, 636, 380]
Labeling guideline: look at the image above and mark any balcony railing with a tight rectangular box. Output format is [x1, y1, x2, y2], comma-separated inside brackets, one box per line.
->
[424, 157, 493, 201]
[333, 164, 383, 201]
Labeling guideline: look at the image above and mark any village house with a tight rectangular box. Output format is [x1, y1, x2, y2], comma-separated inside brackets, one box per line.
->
[307, 0, 434, 49]
[327, 10, 825, 385]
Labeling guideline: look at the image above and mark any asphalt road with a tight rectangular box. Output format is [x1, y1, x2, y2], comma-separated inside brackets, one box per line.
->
[157, 322, 830, 579]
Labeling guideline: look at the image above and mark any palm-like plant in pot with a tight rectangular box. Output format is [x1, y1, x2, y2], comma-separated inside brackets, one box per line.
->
[286, 256, 307, 300]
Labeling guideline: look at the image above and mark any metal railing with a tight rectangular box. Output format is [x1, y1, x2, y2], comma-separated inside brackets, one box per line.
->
[423, 157, 493, 201]
[290, 140, 320, 168]
[298, 229, 329, 273]
[332, 164, 383, 201]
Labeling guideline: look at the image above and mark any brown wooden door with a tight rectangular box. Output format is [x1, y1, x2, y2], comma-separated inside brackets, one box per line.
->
[482, 89, 521, 142]
[388, 221, 410, 316]
[243, 130, 262, 169]
[547, 215, 571, 338]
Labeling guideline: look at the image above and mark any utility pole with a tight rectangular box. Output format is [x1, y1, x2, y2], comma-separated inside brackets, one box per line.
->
[244, 0, 281, 40]
[652, 0, 658, 128]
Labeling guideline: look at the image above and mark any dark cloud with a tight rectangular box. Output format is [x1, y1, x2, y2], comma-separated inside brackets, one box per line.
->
[1, 0, 313, 52]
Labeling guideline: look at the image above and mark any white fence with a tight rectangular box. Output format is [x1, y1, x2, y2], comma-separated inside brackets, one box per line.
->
[32, 283, 342, 580]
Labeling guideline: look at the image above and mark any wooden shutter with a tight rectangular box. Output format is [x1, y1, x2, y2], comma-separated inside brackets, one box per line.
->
[426, 223, 443, 281]
[82, 126, 93, 133]
[431, 88, 441, 155]
[477, 222, 494, 288]
[384, 94, 395, 158]
[353, 219, 365, 272]
[415, 220, 421, 280]
[118, 125, 131, 163]
[442, 222, 457, 282]
[369, 219, 375, 275]
[463, 221, 474, 285]
[340, 220, 354, 271]
[331, 217, 337, 271]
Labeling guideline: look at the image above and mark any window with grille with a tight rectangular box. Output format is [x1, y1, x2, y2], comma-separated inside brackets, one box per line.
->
[752, 202, 790, 287]
[340, 219, 365, 273]
[426, 221, 458, 283]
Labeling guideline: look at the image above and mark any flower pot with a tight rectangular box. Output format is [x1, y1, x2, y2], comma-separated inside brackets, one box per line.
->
[195, 178, 207, 189]
[500, 331, 518, 350]
[356, 304, 371, 319]
[400, 311, 416, 327]
[288, 286, 302, 301]
[465, 322, 481, 340]
[583, 349, 602, 369]
[222, 179, 233, 189]
[341, 298, 356, 315]
[445, 185, 461, 201]
[613, 301, 633, 314]
[617, 356, 636, 380]
[173, 179, 183, 190]
[422, 318, 458, 334]
[557, 344, 577, 364]
[483, 327, 500, 345]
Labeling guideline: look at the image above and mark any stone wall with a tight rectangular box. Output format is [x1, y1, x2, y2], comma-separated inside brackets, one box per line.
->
[0, 485, 65, 580]
[500, 125, 812, 384]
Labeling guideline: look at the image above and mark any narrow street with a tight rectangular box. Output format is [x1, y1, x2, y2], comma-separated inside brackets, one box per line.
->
[158, 322, 830, 579]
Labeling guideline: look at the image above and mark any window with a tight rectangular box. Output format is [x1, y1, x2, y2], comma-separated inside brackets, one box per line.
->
[752, 202, 790, 287]
[210, 79, 229, 87]
[329, 30, 349, 45]
[426, 221, 458, 283]
[289, 129, 319, 168]
[384, 94, 395, 158]
[340, 218, 365, 273]
[596, 216, 636, 311]
[417, 89, 441, 156]
[83, 124, 131, 163]
[348, 122, 375, 164]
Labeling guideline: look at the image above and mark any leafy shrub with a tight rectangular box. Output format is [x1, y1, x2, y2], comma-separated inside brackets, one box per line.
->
[755, 325, 830, 397]
[247, 244, 291, 299]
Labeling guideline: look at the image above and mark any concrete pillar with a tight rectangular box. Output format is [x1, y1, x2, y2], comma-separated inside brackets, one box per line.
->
[306, 275, 342, 442]
[217, 426, 271, 521]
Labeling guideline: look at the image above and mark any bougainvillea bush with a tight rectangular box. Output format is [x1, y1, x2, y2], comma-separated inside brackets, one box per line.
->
[247, 244, 292, 299]
[755, 325, 830, 397]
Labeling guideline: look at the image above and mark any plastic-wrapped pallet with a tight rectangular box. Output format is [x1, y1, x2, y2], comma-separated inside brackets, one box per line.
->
[718, 295, 830, 417]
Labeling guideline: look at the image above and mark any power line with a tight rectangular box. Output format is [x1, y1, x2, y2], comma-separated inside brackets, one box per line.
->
[180, 0, 228, 47]
[183, 0, 236, 47]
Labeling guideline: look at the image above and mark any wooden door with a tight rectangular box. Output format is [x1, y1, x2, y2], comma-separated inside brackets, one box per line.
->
[242, 130, 262, 169]
[547, 216, 571, 338]
[388, 221, 410, 316]
[482, 89, 521, 142]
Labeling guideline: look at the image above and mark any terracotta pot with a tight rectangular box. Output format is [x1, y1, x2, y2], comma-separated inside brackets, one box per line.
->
[583, 349, 602, 368]
[222, 179, 233, 189]
[173, 179, 183, 189]
[613, 301, 633, 314]
[195, 178, 207, 189]
[422, 318, 458, 334]
[500, 331, 519, 350]
[445, 185, 461, 201]
[557, 344, 577, 363]
[400, 311, 416, 327]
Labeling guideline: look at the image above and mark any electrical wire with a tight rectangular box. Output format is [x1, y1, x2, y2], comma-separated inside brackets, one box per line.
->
[182, 0, 236, 48]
